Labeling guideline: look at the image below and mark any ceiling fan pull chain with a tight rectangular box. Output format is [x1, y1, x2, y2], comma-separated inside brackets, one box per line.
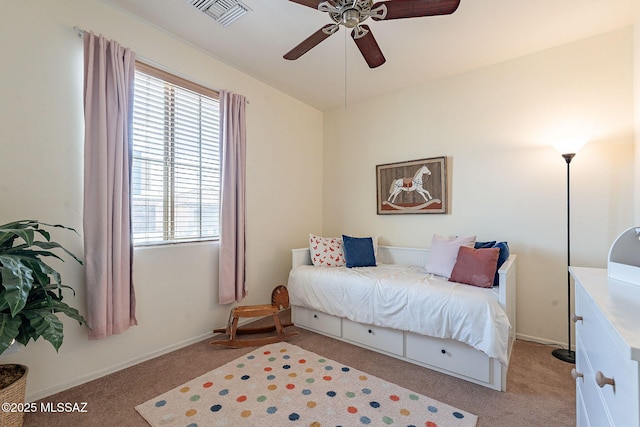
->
[344, 28, 348, 109]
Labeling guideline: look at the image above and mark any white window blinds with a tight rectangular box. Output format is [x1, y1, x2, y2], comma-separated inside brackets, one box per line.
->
[131, 63, 220, 246]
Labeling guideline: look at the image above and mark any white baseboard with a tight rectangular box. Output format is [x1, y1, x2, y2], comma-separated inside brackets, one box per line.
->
[26, 316, 263, 403]
[515, 332, 573, 350]
[26, 331, 214, 403]
[26, 328, 567, 402]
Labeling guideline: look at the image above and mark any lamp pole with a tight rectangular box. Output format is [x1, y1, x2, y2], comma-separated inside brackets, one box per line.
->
[552, 152, 576, 364]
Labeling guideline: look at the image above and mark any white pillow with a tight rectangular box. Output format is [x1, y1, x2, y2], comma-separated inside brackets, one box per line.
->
[309, 234, 345, 267]
[425, 234, 476, 278]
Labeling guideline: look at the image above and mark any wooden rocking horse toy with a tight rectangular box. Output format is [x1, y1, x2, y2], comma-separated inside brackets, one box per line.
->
[211, 285, 298, 348]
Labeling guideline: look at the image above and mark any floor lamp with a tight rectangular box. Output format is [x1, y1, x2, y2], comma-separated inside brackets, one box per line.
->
[552, 138, 587, 364]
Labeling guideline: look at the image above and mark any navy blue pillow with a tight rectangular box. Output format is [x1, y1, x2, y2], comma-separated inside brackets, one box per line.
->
[475, 241, 509, 285]
[475, 241, 496, 249]
[492, 242, 510, 286]
[342, 235, 376, 268]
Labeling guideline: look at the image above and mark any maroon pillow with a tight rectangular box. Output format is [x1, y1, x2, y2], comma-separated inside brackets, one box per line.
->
[449, 246, 500, 288]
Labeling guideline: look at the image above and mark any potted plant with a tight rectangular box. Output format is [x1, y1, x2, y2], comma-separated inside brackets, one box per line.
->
[0, 220, 88, 426]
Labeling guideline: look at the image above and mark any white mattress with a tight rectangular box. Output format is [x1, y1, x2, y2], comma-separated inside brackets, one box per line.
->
[287, 264, 511, 365]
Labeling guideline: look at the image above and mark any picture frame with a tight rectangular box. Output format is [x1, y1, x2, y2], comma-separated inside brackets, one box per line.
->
[376, 157, 448, 214]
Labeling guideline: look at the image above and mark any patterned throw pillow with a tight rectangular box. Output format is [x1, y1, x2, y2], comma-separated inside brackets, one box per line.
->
[309, 234, 345, 267]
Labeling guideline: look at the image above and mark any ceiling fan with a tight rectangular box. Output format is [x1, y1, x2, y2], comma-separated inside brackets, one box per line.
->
[284, 0, 460, 68]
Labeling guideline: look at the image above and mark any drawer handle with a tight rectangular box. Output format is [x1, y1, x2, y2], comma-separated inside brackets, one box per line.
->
[313, 314, 318, 319]
[595, 371, 615, 388]
[441, 349, 447, 355]
[571, 368, 583, 380]
[368, 329, 373, 334]
[571, 313, 583, 323]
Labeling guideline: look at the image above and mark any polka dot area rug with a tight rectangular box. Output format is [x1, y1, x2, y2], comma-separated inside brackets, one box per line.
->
[135, 342, 477, 427]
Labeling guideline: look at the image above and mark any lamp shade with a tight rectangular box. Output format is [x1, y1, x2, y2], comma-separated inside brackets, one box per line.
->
[552, 137, 588, 155]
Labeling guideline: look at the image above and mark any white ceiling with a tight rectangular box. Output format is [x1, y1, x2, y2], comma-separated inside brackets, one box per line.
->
[102, 0, 638, 111]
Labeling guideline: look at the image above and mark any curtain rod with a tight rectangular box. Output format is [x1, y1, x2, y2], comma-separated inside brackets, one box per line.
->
[71, 25, 248, 103]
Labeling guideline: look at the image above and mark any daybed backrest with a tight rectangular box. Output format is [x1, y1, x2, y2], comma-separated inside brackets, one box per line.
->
[291, 248, 313, 268]
[376, 246, 430, 266]
[291, 246, 430, 269]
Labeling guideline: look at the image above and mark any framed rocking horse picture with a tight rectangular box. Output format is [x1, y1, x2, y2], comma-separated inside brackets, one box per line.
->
[376, 156, 448, 214]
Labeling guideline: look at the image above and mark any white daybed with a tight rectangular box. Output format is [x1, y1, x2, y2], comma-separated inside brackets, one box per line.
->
[287, 245, 517, 391]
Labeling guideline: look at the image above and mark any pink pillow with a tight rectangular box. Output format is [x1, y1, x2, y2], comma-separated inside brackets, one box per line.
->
[309, 234, 345, 267]
[449, 246, 500, 288]
[425, 234, 476, 278]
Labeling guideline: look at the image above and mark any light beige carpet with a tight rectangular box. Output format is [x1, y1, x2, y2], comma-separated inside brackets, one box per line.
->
[24, 310, 575, 426]
[136, 342, 477, 427]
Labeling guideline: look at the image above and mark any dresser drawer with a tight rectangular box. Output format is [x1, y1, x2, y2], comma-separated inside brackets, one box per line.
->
[292, 306, 341, 337]
[570, 268, 640, 427]
[576, 383, 590, 427]
[576, 338, 612, 427]
[342, 319, 404, 356]
[405, 332, 491, 382]
[576, 285, 639, 427]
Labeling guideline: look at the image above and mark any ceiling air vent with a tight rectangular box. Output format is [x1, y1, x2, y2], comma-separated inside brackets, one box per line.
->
[186, 0, 252, 27]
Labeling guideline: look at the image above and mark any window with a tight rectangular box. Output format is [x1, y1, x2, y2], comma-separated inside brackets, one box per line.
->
[131, 62, 220, 246]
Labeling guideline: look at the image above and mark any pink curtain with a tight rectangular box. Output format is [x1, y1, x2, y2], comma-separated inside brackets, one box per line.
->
[82, 32, 137, 339]
[218, 90, 248, 304]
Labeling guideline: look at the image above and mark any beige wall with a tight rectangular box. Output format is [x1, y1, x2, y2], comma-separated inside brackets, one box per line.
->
[323, 28, 635, 345]
[636, 10, 640, 224]
[0, 0, 637, 403]
[0, 0, 323, 401]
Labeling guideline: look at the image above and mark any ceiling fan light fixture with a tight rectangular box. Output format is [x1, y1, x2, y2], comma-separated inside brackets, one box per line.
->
[342, 9, 361, 28]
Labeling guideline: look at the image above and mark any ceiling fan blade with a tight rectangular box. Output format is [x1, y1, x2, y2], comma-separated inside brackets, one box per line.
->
[351, 25, 386, 68]
[372, 0, 460, 20]
[288, 0, 324, 9]
[284, 24, 339, 60]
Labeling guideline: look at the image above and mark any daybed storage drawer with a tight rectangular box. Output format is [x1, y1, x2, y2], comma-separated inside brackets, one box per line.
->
[342, 319, 404, 356]
[292, 306, 341, 337]
[405, 332, 491, 383]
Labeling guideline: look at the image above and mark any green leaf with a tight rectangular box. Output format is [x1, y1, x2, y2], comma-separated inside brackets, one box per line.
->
[30, 241, 83, 265]
[0, 222, 30, 248]
[26, 259, 55, 288]
[0, 227, 35, 247]
[0, 220, 78, 249]
[1, 255, 64, 290]
[3, 247, 65, 263]
[25, 298, 88, 327]
[0, 220, 88, 352]
[0, 313, 21, 354]
[0, 255, 34, 315]
[20, 309, 65, 352]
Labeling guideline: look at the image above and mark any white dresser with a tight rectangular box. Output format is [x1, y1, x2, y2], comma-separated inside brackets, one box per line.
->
[570, 266, 640, 426]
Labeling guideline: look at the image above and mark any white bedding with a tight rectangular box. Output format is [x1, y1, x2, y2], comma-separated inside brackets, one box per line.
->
[287, 264, 511, 365]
